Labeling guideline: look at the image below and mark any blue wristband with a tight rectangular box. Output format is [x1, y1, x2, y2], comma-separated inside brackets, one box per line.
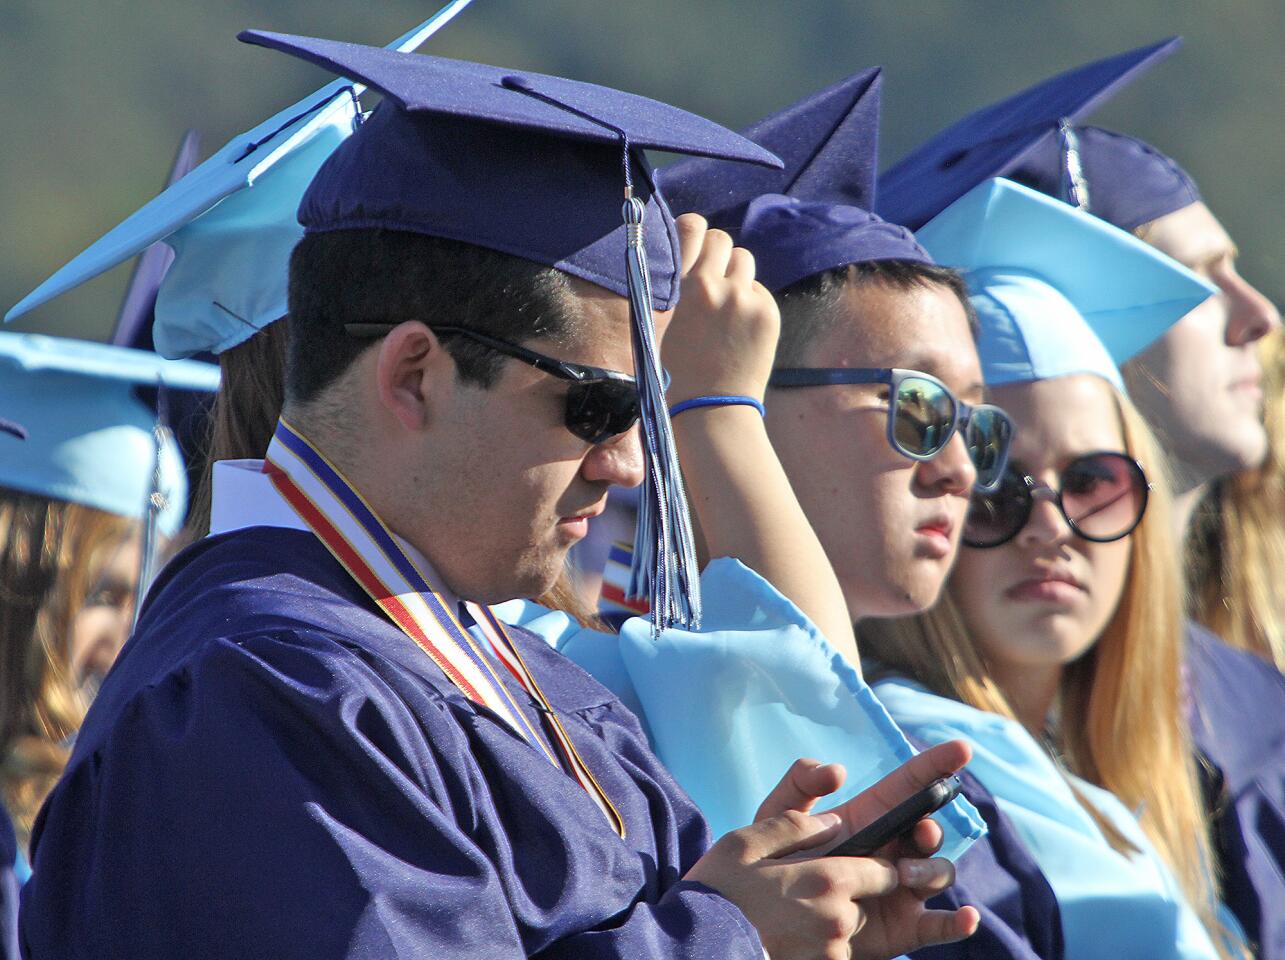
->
[668, 395, 766, 419]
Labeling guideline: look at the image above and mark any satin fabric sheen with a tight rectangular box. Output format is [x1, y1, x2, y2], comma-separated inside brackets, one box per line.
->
[19, 528, 763, 959]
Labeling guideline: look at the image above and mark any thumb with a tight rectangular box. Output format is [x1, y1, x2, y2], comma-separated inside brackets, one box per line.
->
[737, 809, 845, 862]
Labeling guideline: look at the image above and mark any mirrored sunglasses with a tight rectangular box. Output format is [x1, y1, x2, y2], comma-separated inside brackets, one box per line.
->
[769, 367, 1014, 492]
[962, 451, 1151, 549]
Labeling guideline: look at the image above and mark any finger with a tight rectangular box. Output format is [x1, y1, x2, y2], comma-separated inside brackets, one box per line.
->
[690, 227, 734, 281]
[754, 759, 846, 823]
[911, 905, 980, 949]
[823, 740, 971, 830]
[675, 214, 708, 276]
[907, 817, 943, 857]
[897, 858, 956, 900]
[725, 246, 757, 284]
[738, 809, 845, 861]
[788, 854, 900, 900]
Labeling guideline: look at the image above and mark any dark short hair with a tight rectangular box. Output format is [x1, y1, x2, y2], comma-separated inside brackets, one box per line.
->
[773, 259, 977, 367]
[285, 228, 582, 403]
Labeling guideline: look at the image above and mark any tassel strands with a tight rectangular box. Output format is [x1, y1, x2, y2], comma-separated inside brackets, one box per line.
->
[622, 192, 702, 635]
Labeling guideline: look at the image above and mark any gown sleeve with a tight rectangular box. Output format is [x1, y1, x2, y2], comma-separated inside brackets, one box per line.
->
[20, 631, 762, 960]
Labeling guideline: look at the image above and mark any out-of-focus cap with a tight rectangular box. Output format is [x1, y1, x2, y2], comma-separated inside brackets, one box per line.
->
[5, 1, 477, 358]
[878, 37, 1183, 231]
[659, 67, 882, 234]
[0, 333, 220, 534]
[915, 178, 1216, 390]
[740, 194, 932, 292]
[1005, 125, 1200, 231]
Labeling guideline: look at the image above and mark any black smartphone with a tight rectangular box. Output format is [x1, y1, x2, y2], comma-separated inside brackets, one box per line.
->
[825, 775, 962, 858]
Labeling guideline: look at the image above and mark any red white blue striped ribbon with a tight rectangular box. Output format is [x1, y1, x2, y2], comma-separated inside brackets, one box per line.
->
[263, 418, 623, 836]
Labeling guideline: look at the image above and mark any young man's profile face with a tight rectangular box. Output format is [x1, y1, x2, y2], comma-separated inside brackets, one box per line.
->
[401, 284, 649, 605]
[1124, 201, 1281, 488]
[767, 280, 981, 620]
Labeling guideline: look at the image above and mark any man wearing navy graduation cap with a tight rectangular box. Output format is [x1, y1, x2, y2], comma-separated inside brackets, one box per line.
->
[18, 34, 981, 960]
[664, 71, 1077, 960]
[880, 38, 1283, 960]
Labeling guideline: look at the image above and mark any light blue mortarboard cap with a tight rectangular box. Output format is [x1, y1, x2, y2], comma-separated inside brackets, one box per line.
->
[0, 333, 221, 535]
[915, 178, 1216, 390]
[4, 1, 476, 359]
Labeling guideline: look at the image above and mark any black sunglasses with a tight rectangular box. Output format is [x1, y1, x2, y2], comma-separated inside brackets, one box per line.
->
[345, 323, 640, 444]
[769, 367, 1014, 492]
[963, 451, 1151, 549]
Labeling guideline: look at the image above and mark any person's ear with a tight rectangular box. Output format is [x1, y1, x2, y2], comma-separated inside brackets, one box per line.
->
[374, 322, 453, 432]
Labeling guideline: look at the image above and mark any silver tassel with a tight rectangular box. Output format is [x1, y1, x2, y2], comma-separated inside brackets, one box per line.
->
[1058, 119, 1091, 212]
[132, 386, 173, 625]
[623, 193, 702, 635]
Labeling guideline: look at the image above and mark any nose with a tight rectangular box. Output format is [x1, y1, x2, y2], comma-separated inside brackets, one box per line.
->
[580, 425, 646, 488]
[1223, 272, 1281, 347]
[1015, 486, 1072, 549]
[913, 431, 977, 498]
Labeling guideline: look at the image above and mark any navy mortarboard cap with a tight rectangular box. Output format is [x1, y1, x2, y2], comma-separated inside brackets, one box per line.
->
[1005, 126, 1200, 231]
[916, 179, 1215, 391]
[0, 333, 220, 536]
[741, 194, 932, 293]
[878, 37, 1182, 231]
[243, 32, 780, 310]
[239, 31, 782, 633]
[5, 0, 477, 357]
[0, 418, 24, 440]
[658, 67, 882, 234]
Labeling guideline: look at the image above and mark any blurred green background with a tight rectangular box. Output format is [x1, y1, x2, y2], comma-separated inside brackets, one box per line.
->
[2, 0, 1281, 340]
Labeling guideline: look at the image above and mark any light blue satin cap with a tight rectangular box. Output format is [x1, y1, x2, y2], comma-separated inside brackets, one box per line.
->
[4, 0, 474, 359]
[0, 333, 220, 535]
[915, 178, 1216, 390]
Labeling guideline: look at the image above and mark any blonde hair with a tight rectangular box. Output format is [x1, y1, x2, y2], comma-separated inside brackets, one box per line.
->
[0, 488, 136, 851]
[1187, 330, 1285, 668]
[860, 394, 1235, 955]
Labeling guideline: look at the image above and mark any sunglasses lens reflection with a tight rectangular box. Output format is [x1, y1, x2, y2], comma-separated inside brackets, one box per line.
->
[966, 407, 1012, 491]
[893, 377, 956, 456]
[1062, 453, 1146, 541]
[565, 380, 640, 444]
[963, 471, 1030, 547]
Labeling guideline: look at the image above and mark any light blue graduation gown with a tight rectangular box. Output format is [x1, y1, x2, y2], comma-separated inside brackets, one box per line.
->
[872, 675, 1225, 960]
[495, 558, 985, 860]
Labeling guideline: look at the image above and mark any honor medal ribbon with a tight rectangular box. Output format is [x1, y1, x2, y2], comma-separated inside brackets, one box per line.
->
[264, 419, 623, 836]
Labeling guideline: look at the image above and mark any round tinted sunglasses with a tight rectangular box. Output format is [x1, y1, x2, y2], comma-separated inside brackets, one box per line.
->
[344, 323, 640, 444]
[962, 451, 1151, 549]
[769, 367, 1015, 492]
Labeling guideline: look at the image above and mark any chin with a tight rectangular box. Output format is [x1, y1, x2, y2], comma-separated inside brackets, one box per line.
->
[853, 571, 949, 619]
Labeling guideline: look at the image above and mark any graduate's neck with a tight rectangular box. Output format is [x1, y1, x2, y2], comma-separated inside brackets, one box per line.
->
[284, 401, 470, 601]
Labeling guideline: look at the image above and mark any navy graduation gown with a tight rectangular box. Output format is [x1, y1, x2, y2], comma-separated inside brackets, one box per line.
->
[1185, 622, 1285, 960]
[19, 528, 763, 959]
[911, 752, 1063, 960]
[0, 807, 17, 960]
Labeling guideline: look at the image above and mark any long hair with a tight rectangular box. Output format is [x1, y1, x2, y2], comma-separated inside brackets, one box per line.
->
[182, 322, 603, 628]
[0, 488, 135, 850]
[184, 322, 290, 540]
[860, 394, 1233, 955]
[1186, 330, 1285, 668]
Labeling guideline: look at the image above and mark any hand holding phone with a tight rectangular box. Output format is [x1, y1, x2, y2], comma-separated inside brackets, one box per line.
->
[826, 775, 962, 858]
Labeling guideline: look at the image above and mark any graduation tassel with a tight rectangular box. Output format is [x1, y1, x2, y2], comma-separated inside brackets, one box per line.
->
[1057, 118, 1092, 212]
[133, 382, 174, 625]
[622, 190, 702, 636]
[496, 74, 702, 635]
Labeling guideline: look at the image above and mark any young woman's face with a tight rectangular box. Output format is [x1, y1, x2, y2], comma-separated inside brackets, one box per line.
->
[950, 376, 1134, 681]
[68, 529, 142, 696]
